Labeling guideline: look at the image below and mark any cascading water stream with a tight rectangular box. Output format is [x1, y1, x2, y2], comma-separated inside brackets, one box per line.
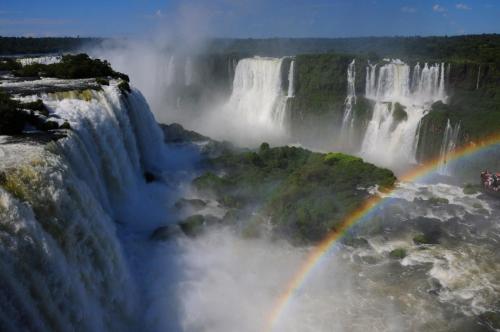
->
[341, 60, 357, 146]
[287, 60, 295, 98]
[438, 119, 461, 175]
[360, 60, 447, 167]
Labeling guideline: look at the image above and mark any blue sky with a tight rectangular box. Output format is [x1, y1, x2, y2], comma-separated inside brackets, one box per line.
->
[1, 0, 499, 38]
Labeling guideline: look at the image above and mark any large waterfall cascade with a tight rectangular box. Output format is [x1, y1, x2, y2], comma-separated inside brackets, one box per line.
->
[0, 82, 170, 331]
[360, 60, 448, 166]
[438, 119, 461, 175]
[226, 57, 289, 133]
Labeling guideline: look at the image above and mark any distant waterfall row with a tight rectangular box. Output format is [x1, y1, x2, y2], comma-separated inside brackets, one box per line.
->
[0, 85, 167, 331]
[365, 60, 446, 104]
[359, 60, 448, 166]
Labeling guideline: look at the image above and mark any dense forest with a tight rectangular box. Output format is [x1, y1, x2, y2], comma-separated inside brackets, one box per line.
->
[0, 37, 101, 55]
[2, 34, 500, 64]
[210, 34, 500, 63]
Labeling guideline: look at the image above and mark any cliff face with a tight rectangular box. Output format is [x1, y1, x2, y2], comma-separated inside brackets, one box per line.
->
[280, 53, 500, 161]
[416, 62, 500, 161]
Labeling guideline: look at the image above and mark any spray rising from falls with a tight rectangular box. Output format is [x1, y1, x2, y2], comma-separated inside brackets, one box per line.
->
[0, 84, 168, 331]
[360, 60, 447, 167]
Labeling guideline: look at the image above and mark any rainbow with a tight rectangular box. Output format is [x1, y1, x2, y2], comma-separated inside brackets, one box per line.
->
[265, 133, 500, 331]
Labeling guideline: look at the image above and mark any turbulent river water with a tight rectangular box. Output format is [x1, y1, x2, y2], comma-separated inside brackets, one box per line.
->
[0, 58, 499, 331]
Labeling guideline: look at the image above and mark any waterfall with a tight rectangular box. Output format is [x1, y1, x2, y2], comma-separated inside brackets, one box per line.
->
[341, 60, 357, 148]
[365, 63, 377, 98]
[226, 57, 288, 133]
[360, 60, 447, 166]
[438, 119, 461, 175]
[287, 60, 295, 98]
[0, 84, 167, 331]
[166, 55, 176, 87]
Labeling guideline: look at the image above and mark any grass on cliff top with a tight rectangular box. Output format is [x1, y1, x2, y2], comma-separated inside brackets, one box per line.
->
[13, 53, 129, 81]
[193, 143, 396, 243]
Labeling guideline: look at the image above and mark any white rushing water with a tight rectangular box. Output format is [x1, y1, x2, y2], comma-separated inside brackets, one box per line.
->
[360, 60, 447, 167]
[0, 83, 169, 331]
[228, 57, 288, 131]
[17, 55, 62, 66]
[287, 60, 295, 98]
[438, 119, 461, 175]
[341, 59, 357, 147]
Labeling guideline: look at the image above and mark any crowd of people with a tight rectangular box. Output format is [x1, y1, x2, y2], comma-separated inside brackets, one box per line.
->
[481, 170, 500, 192]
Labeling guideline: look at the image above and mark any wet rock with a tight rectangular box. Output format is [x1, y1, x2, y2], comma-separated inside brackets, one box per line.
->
[144, 171, 156, 183]
[389, 248, 407, 259]
[479, 311, 500, 330]
[179, 215, 205, 237]
[343, 236, 370, 248]
[150, 225, 181, 241]
[413, 232, 440, 245]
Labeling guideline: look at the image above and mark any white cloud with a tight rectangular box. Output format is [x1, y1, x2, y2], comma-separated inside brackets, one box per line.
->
[401, 6, 417, 13]
[432, 4, 446, 12]
[456, 3, 471, 10]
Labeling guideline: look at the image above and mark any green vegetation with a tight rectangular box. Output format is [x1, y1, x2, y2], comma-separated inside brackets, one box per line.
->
[413, 233, 439, 245]
[389, 248, 407, 259]
[210, 34, 500, 64]
[0, 36, 100, 55]
[0, 90, 69, 135]
[14, 53, 129, 81]
[179, 215, 205, 237]
[392, 102, 407, 122]
[463, 183, 480, 195]
[0, 57, 21, 71]
[193, 144, 396, 243]
[0, 91, 28, 135]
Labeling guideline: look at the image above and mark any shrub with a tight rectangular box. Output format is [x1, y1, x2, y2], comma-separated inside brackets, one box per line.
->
[389, 248, 407, 259]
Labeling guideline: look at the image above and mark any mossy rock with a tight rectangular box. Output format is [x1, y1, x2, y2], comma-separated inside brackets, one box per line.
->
[389, 248, 407, 259]
[96, 77, 109, 86]
[413, 233, 439, 245]
[179, 215, 205, 237]
[392, 102, 408, 122]
[60, 121, 71, 130]
[150, 225, 181, 241]
[463, 183, 479, 195]
[427, 196, 449, 205]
